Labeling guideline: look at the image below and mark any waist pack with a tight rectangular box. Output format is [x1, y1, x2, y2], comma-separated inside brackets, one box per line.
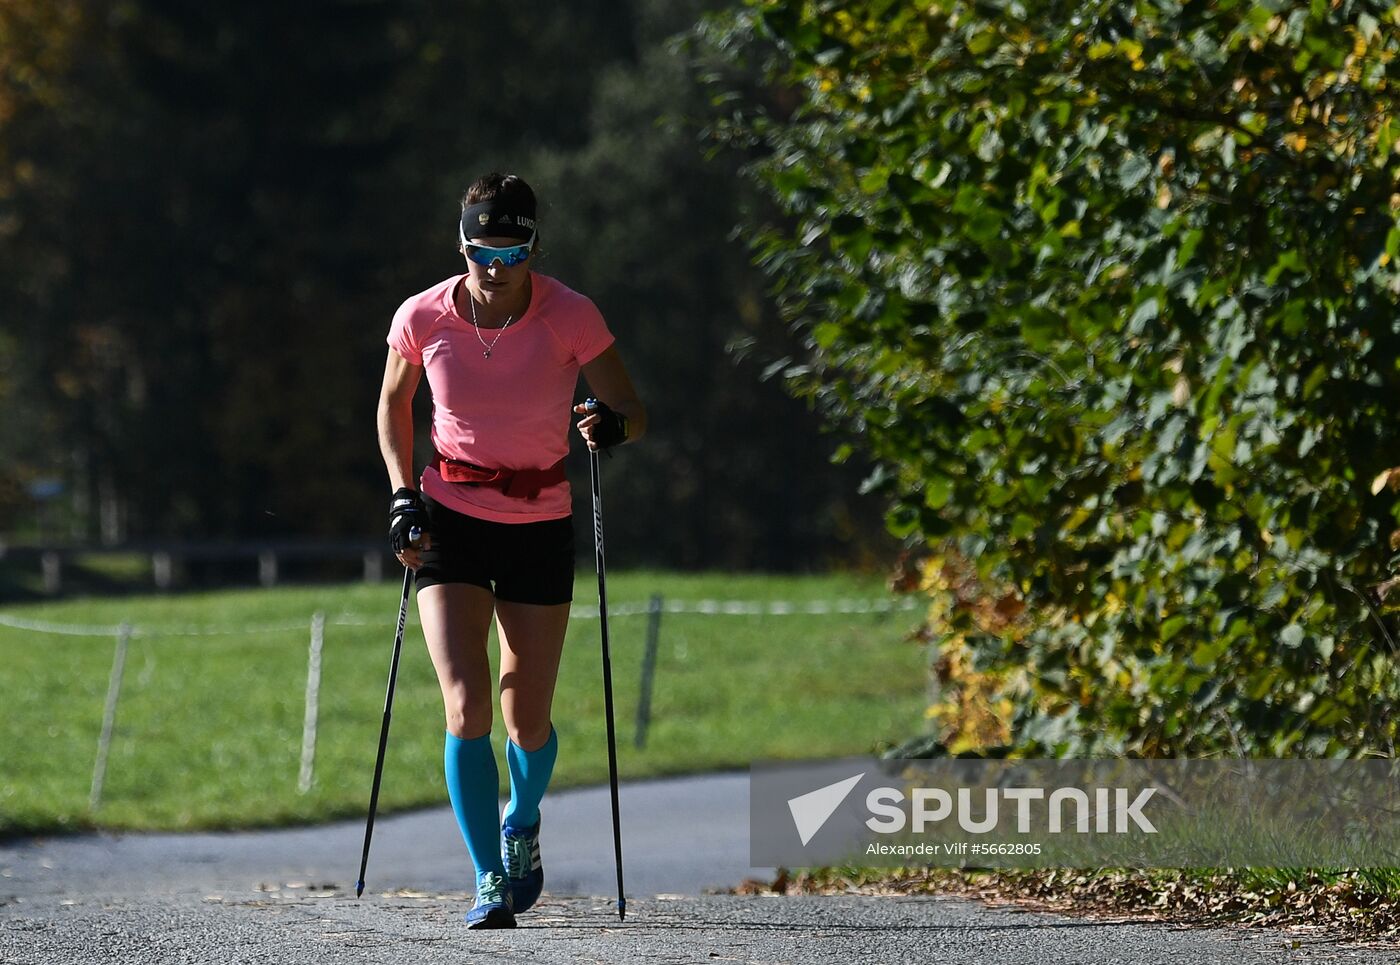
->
[430, 451, 566, 500]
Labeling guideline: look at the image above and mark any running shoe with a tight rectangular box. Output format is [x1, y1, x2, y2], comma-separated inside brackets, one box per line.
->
[464, 870, 515, 929]
[501, 818, 544, 913]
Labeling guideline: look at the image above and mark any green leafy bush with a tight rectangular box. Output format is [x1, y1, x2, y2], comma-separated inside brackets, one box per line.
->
[696, 0, 1400, 755]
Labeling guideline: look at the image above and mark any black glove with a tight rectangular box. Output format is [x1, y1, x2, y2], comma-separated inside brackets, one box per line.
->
[584, 398, 629, 449]
[389, 488, 428, 553]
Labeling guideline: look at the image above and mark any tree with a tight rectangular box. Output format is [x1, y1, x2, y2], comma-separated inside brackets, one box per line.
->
[1, 0, 426, 541]
[0, 0, 97, 537]
[699, 0, 1400, 755]
[525, 2, 884, 568]
[0, 1, 889, 575]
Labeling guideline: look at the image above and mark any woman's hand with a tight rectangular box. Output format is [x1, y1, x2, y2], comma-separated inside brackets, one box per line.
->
[389, 488, 433, 569]
[579, 347, 646, 448]
[573, 399, 629, 451]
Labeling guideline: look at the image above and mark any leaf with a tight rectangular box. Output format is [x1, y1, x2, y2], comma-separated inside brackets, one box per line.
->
[1176, 228, 1203, 269]
[1118, 154, 1153, 191]
[924, 474, 954, 509]
[967, 28, 999, 56]
[1128, 297, 1160, 335]
[1020, 308, 1060, 350]
[1010, 513, 1036, 539]
[966, 208, 1004, 244]
[812, 322, 842, 349]
[1265, 250, 1304, 286]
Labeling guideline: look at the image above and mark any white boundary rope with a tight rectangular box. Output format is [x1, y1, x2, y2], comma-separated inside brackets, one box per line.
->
[4, 594, 923, 801]
[0, 597, 920, 638]
[88, 622, 131, 811]
[575, 597, 922, 618]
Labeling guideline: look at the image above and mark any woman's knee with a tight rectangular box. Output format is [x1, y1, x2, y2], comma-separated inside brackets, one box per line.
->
[504, 718, 554, 751]
[444, 699, 492, 740]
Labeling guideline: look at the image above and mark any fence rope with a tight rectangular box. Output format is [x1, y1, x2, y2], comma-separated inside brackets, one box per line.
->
[0, 596, 921, 638]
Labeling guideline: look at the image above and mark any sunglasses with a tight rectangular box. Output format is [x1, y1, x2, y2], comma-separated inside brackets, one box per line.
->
[463, 235, 535, 268]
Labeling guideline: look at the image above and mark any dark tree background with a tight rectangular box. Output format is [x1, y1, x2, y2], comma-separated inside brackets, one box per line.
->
[0, 1, 890, 576]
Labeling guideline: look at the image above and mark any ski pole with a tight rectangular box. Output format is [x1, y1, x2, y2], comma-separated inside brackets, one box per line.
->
[587, 420, 627, 922]
[356, 555, 415, 898]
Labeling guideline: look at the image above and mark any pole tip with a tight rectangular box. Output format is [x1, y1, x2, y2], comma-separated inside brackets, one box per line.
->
[355, 881, 364, 898]
[618, 899, 626, 921]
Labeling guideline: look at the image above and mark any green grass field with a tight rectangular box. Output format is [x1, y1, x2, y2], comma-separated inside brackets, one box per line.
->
[0, 570, 927, 837]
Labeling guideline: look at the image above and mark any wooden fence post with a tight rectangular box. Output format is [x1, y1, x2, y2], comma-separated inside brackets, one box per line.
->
[298, 612, 326, 794]
[634, 594, 663, 748]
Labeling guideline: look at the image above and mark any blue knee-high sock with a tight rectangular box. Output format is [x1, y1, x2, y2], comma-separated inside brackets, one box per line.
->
[502, 726, 558, 831]
[444, 731, 505, 880]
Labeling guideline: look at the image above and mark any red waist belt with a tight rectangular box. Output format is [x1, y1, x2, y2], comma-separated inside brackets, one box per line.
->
[430, 452, 567, 500]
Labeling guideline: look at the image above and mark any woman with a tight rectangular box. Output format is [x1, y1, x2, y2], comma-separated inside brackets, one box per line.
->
[376, 172, 646, 929]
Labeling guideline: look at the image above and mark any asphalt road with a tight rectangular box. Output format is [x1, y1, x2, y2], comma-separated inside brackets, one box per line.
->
[3, 772, 768, 899]
[3, 772, 1397, 964]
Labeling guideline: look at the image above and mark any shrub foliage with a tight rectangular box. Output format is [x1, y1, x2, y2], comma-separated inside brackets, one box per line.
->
[697, 0, 1400, 755]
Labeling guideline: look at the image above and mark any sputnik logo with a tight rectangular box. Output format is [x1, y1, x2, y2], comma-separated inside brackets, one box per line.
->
[787, 773, 864, 845]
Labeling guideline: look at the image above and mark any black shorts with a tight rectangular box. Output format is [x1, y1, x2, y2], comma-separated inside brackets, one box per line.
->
[414, 492, 575, 605]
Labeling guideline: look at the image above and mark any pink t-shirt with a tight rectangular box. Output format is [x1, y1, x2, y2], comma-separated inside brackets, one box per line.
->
[387, 272, 615, 523]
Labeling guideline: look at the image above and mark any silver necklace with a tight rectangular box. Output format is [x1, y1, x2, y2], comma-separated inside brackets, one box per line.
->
[467, 288, 513, 359]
